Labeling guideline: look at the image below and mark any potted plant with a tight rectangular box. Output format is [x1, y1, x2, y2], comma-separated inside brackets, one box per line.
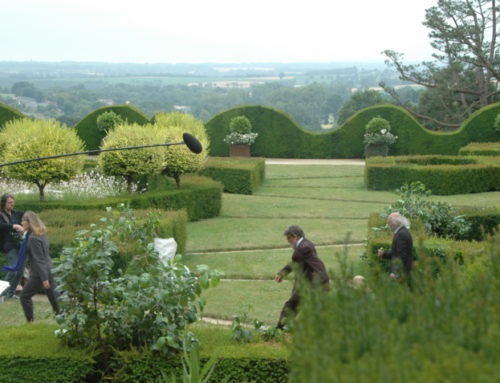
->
[363, 116, 398, 158]
[224, 116, 258, 157]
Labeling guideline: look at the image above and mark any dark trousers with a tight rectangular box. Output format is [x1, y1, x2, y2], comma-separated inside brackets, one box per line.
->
[277, 289, 300, 329]
[20, 272, 60, 322]
[1, 247, 23, 298]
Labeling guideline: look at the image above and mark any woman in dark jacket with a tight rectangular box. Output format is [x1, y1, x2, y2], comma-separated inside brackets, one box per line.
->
[19, 211, 60, 322]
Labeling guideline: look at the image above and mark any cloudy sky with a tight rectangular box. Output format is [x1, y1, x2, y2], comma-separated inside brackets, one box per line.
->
[2, 0, 438, 63]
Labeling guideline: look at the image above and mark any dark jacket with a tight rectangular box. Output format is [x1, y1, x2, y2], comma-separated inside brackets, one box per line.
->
[26, 234, 52, 282]
[280, 238, 329, 286]
[0, 209, 24, 252]
[382, 226, 413, 275]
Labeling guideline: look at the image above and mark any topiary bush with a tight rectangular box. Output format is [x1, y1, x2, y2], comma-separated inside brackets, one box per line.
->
[74, 105, 150, 150]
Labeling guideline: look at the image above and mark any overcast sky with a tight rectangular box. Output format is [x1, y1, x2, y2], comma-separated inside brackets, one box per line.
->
[2, 0, 438, 64]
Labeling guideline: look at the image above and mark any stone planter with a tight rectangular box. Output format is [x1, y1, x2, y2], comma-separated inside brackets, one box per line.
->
[364, 143, 389, 158]
[230, 144, 251, 157]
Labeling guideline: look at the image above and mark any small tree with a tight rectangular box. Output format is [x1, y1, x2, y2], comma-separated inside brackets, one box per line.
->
[0, 119, 84, 201]
[98, 123, 165, 193]
[363, 116, 397, 157]
[96, 110, 124, 134]
[154, 112, 209, 188]
[223, 115, 258, 145]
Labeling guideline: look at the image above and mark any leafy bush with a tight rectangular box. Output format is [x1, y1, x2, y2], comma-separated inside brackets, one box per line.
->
[383, 181, 471, 240]
[96, 110, 124, 133]
[289, 236, 500, 382]
[99, 123, 166, 192]
[153, 112, 209, 188]
[55, 206, 222, 356]
[0, 118, 85, 200]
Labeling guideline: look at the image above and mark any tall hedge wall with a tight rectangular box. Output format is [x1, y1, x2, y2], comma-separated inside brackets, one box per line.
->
[74, 105, 150, 150]
[205, 103, 500, 158]
[0, 103, 25, 129]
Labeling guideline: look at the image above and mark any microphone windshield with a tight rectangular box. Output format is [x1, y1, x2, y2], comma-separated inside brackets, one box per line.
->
[182, 133, 203, 154]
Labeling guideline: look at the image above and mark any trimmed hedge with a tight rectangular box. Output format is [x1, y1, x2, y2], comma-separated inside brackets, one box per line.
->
[205, 103, 500, 158]
[16, 175, 222, 222]
[199, 157, 266, 194]
[0, 103, 25, 130]
[365, 155, 500, 195]
[110, 356, 288, 383]
[0, 324, 95, 383]
[38, 208, 188, 258]
[74, 105, 150, 151]
[459, 142, 500, 156]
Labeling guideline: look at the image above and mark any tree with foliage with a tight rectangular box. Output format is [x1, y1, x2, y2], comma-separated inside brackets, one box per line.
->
[96, 110, 124, 133]
[55, 206, 221, 356]
[98, 123, 165, 193]
[153, 112, 209, 188]
[0, 119, 84, 201]
[337, 89, 388, 125]
[381, 0, 499, 130]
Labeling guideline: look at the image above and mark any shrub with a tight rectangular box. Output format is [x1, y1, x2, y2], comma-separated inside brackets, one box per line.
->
[365, 155, 500, 194]
[199, 157, 265, 194]
[459, 142, 500, 156]
[75, 105, 150, 151]
[55, 206, 222, 357]
[0, 119, 85, 201]
[96, 110, 124, 133]
[224, 115, 258, 146]
[99, 123, 165, 192]
[383, 181, 472, 240]
[153, 112, 209, 188]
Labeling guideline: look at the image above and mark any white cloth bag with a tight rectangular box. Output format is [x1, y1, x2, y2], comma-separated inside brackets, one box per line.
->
[154, 237, 177, 265]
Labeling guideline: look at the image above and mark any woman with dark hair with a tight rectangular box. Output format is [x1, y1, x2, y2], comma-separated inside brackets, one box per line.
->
[19, 211, 60, 322]
[0, 193, 25, 300]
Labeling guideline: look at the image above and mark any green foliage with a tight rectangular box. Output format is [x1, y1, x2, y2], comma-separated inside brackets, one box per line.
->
[96, 110, 124, 133]
[206, 103, 500, 158]
[289, 235, 500, 382]
[75, 104, 150, 150]
[337, 89, 387, 125]
[229, 115, 252, 134]
[153, 112, 209, 188]
[199, 157, 265, 194]
[0, 324, 95, 383]
[384, 181, 472, 240]
[99, 123, 166, 192]
[15, 174, 222, 222]
[0, 118, 85, 200]
[365, 155, 500, 194]
[55, 206, 222, 357]
[495, 113, 500, 131]
[365, 115, 391, 133]
[0, 102, 25, 130]
[459, 142, 500, 156]
[231, 311, 254, 343]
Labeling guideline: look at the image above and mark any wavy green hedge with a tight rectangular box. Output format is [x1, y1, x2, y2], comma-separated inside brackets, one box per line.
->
[199, 157, 266, 194]
[205, 103, 500, 158]
[74, 105, 150, 150]
[0, 103, 25, 129]
[365, 155, 500, 195]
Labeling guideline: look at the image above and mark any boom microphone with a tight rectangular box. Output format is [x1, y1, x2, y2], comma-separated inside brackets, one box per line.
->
[0, 132, 203, 168]
[183, 133, 203, 154]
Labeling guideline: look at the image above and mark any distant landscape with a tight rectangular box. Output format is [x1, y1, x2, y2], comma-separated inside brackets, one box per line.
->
[0, 61, 416, 131]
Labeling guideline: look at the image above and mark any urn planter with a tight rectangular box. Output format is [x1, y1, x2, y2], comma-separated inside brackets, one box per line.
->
[230, 144, 250, 157]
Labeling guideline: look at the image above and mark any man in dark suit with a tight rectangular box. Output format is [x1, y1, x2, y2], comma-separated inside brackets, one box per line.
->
[275, 225, 329, 329]
[378, 212, 414, 282]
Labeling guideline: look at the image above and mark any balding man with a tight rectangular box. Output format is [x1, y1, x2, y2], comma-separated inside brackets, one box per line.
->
[378, 212, 414, 280]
